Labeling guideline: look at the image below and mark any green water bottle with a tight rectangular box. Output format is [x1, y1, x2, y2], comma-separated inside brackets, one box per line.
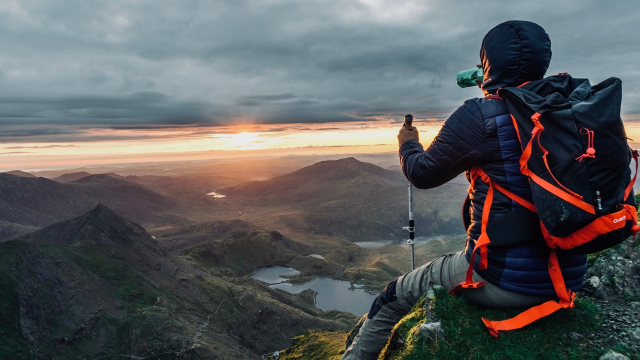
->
[456, 66, 483, 88]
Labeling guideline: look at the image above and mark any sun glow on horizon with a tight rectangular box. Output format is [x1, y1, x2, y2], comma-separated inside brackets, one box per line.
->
[0, 119, 441, 171]
[214, 132, 264, 150]
[4, 117, 640, 172]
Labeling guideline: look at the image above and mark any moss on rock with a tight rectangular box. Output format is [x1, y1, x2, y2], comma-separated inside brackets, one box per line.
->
[275, 331, 347, 360]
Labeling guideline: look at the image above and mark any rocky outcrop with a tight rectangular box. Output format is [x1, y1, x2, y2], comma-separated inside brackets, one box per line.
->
[583, 239, 640, 301]
[599, 350, 630, 360]
[579, 238, 640, 355]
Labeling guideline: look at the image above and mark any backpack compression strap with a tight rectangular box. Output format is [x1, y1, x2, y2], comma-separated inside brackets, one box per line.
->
[515, 113, 596, 214]
[540, 150, 639, 249]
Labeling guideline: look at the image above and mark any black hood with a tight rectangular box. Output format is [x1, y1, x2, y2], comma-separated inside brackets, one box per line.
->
[480, 20, 551, 95]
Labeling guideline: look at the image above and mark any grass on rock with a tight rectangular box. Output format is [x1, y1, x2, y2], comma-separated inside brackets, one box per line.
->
[381, 288, 633, 360]
[275, 287, 637, 360]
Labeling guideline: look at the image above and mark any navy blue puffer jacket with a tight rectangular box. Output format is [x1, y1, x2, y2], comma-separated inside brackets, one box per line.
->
[399, 21, 587, 296]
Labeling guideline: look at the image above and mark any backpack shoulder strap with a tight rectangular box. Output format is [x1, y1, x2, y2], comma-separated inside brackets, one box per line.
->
[450, 167, 537, 295]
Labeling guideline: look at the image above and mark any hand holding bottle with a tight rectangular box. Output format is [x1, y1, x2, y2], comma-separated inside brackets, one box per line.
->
[398, 114, 419, 146]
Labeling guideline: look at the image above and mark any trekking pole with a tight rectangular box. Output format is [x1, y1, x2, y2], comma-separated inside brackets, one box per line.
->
[402, 114, 416, 270]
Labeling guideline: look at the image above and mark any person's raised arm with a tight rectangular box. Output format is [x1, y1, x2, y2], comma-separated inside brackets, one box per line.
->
[398, 101, 485, 189]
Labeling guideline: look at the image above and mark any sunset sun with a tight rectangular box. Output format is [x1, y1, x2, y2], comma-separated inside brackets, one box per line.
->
[228, 132, 260, 147]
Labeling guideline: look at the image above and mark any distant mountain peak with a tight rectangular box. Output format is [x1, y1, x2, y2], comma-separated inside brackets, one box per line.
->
[335, 157, 359, 163]
[52, 171, 92, 183]
[85, 203, 117, 219]
[3, 170, 36, 178]
[72, 173, 122, 184]
[18, 205, 156, 247]
[316, 157, 362, 167]
[286, 157, 397, 179]
[220, 157, 405, 206]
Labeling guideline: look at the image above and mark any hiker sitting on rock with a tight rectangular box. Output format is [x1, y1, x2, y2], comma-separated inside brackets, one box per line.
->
[342, 20, 589, 359]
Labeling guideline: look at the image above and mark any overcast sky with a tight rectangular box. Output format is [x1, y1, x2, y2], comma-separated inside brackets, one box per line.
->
[1, 0, 640, 143]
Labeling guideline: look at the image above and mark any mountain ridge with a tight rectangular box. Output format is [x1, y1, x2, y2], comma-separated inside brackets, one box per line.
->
[52, 171, 93, 183]
[0, 173, 176, 230]
[2, 170, 36, 178]
[219, 157, 468, 240]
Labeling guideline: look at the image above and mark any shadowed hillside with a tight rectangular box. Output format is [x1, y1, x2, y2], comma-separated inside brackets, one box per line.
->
[0, 173, 177, 232]
[155, 219, 260, 252]
[18, 204, 165, 260]
[220, 158, 468, 241]
[0, 206, 357, 359]
[2, 170, 36, 178]
[52, 171, 93, 183]
[0, 220, 39, 243]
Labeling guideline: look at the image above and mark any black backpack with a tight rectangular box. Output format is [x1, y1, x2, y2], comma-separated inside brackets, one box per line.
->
[453, 73, 639, 337]
[501, 74, 638, 254]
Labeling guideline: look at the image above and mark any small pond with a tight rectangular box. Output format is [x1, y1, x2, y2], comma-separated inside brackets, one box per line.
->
[251, 265, 377, 316]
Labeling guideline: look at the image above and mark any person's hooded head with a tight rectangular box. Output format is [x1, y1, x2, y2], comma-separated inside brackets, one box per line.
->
[480, 20, 552, 95]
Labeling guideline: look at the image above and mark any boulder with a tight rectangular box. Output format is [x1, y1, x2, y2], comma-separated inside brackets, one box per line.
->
[599, 350, 629, 360]
[415, 321, 444, 340]
[583, 240, 640, 300]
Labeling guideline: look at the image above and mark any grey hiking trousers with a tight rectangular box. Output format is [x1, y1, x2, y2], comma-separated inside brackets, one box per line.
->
[341, 251, 555, 360]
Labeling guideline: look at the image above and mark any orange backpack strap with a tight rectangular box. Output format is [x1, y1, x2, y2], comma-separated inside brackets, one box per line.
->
[482, 250, 575, 338]
[624, 149, 638, 200]
[626, 150, 640, 241]
[450, 168, 536, 295]
[541, 204, 638, 249]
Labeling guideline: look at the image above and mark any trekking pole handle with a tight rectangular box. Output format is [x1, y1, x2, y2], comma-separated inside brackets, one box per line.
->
[404, 114, 414, 131]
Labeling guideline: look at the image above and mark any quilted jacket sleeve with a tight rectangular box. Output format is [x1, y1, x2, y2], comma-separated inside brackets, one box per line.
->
[399, 100, 486, 189]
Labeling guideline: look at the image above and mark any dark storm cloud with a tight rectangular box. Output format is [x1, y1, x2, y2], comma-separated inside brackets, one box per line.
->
[1, 0, 640, 142]
[0, 92, 222, 126]
[236, 93, 299, 106]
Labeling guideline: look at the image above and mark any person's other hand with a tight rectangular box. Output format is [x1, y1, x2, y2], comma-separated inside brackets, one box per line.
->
[398, 124, 419, 147]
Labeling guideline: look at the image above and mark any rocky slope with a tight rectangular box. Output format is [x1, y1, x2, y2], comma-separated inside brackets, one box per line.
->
[0, 220, 39, 243]
[155, 219, 261, 252]
[580, 239, 640, 355]
[1, 206, 356, 359]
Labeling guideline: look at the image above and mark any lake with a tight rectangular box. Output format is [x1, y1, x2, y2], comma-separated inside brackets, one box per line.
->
[251, 265, 377, 316]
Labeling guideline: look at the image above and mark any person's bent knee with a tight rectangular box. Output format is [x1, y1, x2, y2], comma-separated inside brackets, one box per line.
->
[368, 279, 398, 319]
